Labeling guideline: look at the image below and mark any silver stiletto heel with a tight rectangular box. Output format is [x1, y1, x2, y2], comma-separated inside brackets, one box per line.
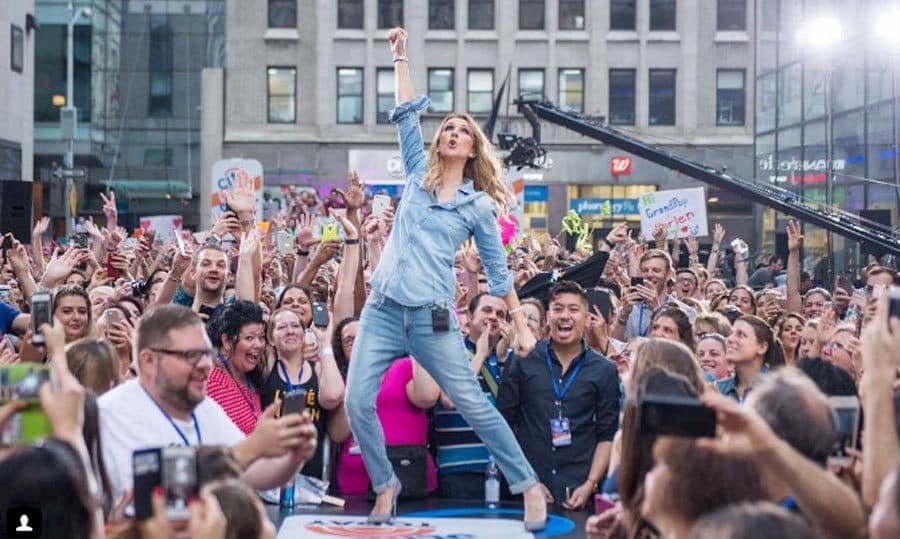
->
[367, 476, 402, 524]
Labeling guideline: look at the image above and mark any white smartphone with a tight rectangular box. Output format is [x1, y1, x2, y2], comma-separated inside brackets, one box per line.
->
[373, 195, 391, 216]
[174, 228, 187, 257]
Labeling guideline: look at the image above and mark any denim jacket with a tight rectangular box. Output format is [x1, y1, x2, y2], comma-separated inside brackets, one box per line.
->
[369, 95, 513, 307]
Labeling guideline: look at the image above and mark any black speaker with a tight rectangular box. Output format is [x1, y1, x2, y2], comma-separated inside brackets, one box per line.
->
[0, 181, 34, 243]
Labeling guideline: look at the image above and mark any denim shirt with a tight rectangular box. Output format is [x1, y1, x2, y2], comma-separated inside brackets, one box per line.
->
[624, 293, 697, 340]
[370, 95, 513, 307]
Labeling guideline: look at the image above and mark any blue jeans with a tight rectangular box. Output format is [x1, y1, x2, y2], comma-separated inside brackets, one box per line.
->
[345, 292, 538, 495]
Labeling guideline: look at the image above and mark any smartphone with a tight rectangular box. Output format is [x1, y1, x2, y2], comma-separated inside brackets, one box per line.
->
[72, 233, 89, 249]
[828, 396, 861, 450]
[330, 208, 347, 220]
[0, 284, 11, 304]
[163, 446, 198, 520]
[198, 304, 218, 319]
[30, 291, 53, 345]
[105, 309, 122, 329]
[312, 302, 329, 328]
[0, 364, 52, 444]
[373, 195, 391, 216]
[586, 288, 614, 322]
[630, 276, 644, 288]
[277, 231, 295, 255]
[106, 255, 123, 280]
[594, 493, 616, 515]
[321, 223, 339, 242]
[174, 228, 187, 257]
[889, 286, 900, 329]
[133, 448, 163, 520]
[281, 390, 308, 416]
[640, 394, 716, 438]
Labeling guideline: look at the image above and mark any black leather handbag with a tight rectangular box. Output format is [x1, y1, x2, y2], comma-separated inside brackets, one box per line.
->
[385, 444, 428, 500]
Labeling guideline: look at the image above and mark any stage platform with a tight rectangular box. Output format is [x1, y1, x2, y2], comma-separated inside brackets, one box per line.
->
[269, 496, 589, 538]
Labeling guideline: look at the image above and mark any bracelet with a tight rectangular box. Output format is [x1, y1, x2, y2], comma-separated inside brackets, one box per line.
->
[320, 346, 334, 356]
[393, 55, 409, 63]
[603, 238, 615, 249]
[509, 306, 524, 316]
[344, 238, 360, 245]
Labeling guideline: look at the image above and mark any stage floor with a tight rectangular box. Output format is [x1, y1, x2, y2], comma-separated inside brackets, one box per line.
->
[269, 497, 589, 538]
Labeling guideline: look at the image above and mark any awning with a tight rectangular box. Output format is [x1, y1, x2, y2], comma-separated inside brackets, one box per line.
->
[100, 179, 192, 199]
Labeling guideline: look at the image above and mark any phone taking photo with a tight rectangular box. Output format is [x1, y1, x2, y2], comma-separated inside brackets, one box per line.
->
[372, 195, 391, 216]
[312, 302, 329, 328]
[281, 390, 308, 416]
[30, 292, 53, 345]
[640, 394, 716, 438]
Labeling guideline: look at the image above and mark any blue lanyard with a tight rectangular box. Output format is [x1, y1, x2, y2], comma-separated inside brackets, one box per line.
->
[277, 358, 306, 394]
[218, 355, 260, 417]
[544, 342, 586, 406]
[638, 304, 648, 337]
[465, 340, 501, 382]
[141, 384, 201, 445]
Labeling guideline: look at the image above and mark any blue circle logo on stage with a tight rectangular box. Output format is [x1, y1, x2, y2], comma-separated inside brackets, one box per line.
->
[402, 508, 576, 536]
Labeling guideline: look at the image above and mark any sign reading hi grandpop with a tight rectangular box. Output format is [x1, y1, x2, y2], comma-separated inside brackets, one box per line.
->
[638, 187, 709, 240]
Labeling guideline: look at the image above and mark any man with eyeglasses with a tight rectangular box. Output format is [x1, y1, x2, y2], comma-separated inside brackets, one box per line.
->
[674, 267, 700, 302]
[99, 304, 317, 505]
[433, 292, 511, 499]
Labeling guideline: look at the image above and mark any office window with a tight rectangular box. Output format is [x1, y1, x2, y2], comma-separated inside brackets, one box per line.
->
[469, 0, 494, 29]
[378, 0, 403, 28]
[649, 0, 676, 30]
[609, 69, 636, 125]
[145, 148, 173, 167]
[519, 0, 545, 30]
[649, 69, 676, 125]
[267, 67, 296, 123]
[428, 69, 455, 113]
[468, 70, 494, 114]
[268, 0, 296, 28]
[149, 72, 173, 117]
[558, 69, 584, 113]
[430, 0, 455, 29]
[377, 68, 394, 124]
[559, 1, 585, 30]
[610, 0, 636, 30]
[337, 0, 363, 28]
[717, 0, 745, 31]
[519, 69, 545, 99]
[10, 25, 23, 73]
[148, 16, 172, 117]
[716, 69, 745, 126]
[337, 68, 363, 124]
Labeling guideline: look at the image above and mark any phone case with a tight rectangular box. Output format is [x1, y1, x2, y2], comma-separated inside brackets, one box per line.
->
[321, 224, 339, 242]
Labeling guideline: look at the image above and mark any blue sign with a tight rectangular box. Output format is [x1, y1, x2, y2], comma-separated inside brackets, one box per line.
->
[524, 185, 549, 202]
[367, 184, 403, 197]
[570, 197, 640, 216]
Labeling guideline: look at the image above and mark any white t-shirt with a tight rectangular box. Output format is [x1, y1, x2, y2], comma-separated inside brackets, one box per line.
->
[98, 379, 245, 503]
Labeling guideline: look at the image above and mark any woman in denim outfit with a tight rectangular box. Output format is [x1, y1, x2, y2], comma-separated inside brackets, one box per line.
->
[344, 27, 547, 531]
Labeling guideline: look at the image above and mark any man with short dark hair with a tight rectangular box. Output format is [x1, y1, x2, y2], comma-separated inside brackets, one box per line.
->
[674, 267, 699, 301]
[748, 254, 784, 289]
[99, 304, 317, 504]
[434, 292, 510, 499]
[498, 281, 620, 509]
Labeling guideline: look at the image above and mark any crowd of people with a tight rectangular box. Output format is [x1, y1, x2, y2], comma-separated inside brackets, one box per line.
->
[0, 26, 899, 539]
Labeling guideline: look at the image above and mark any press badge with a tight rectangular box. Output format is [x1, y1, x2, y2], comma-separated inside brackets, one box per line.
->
[551, 417, 572, 447]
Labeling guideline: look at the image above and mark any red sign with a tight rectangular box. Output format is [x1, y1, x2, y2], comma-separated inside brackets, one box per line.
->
[611, 156, 632, 177]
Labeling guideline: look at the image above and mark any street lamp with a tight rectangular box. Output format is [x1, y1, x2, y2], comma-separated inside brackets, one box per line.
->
[796, 13, 841, 287]
[63, 1, 92, 235]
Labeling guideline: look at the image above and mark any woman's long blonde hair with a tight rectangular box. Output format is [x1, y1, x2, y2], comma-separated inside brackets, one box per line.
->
[423, 113, 514, 212]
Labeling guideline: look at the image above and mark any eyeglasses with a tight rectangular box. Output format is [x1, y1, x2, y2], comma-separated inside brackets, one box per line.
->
[823, 340, 849, 354]
[151, 347, 215, 366]
[526, 315, 541, 324]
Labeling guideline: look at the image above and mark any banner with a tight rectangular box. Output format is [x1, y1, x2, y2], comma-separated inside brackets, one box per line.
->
[638, 187, 708, 239]
[138, 215, 183, 243]
[210, 158, 264, 223]
[570, 197, 640, 216]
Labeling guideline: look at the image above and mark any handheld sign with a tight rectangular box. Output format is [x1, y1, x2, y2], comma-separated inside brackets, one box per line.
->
[638, 187, 708, 240]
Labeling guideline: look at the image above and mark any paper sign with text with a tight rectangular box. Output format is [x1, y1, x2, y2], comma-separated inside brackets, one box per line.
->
[638, 187, 708, 239]
[138, 215, 183, 243]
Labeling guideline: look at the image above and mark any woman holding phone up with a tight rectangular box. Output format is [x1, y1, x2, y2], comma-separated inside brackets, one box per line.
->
[344, 27, 546, 530]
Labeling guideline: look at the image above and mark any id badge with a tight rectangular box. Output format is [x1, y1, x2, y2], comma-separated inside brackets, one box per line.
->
[551, 417, 572, 447]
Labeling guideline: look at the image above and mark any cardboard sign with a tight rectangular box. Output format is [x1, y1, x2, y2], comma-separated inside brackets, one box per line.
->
[638, 187, 708, 239]
[138, 215, 183, 243]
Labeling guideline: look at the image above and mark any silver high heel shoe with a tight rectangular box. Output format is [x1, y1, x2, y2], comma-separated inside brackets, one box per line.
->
[367, 476, 402, 524]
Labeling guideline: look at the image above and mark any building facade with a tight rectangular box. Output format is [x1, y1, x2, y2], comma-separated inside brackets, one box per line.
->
[1, 0, 36, 182]
[754, 0, 900, 277]
[32, 0, 225, 231]
[204, 0, 757, 241]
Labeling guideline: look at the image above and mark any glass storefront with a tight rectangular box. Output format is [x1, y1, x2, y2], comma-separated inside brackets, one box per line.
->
[754, 0, 900, 281]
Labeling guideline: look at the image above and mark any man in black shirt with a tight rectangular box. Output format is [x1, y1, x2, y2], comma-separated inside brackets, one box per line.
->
[498, 281, 620, 510]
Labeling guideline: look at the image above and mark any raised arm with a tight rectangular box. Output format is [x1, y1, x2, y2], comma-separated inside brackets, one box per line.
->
[387, 27, 428, 178]
[390, 27, 414, 104]
[235, 229, 261, 303]
[786, 219, 803, 313]
[332, 212, 360, 324]
[30, 217, 49, 274]
[706, 223, 726, 276]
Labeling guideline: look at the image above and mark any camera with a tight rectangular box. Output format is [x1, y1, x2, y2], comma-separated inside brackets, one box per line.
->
[133, 447, 198, 520]
[30, 292, 53, 345]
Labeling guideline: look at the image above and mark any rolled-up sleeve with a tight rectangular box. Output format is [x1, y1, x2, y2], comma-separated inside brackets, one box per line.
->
[472, 198, 514, 297]
[390, 95, 431, 180]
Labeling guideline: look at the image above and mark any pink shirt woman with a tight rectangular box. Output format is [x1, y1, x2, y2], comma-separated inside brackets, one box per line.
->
[336, 357, 437, 495]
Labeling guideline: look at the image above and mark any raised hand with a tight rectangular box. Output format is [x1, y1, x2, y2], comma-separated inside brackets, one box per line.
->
[239, 228, 261, 258]
[211, 210, 241, 239]
[294, 212, 317, 250]
[332, 209, 359, 241]
[221, 169, 257, 219]
[337, 170, 366, 211]
[652, 222, 668, 246]
[82, 217, 103, 241]
[311, 240, 340, 266]
[31, 216, 50, 239]
[786, 219, 803, 252]
[605, 222, 629, 246]
[43, 247, 90, 286]
[685, 234, 699, 257]
[713, 223, 727, 245]
[100, 191, 118, 229]
[461, 240, 482, 273]
[387, 27, 408, 57]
